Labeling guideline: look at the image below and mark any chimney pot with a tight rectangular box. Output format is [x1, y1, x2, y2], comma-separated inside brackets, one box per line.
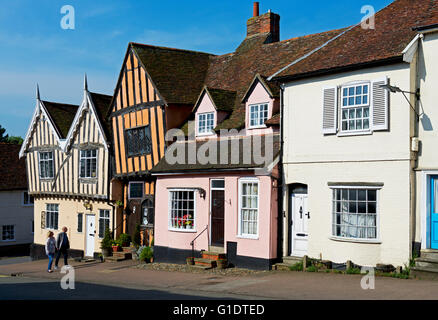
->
[253, 2, 260, 17]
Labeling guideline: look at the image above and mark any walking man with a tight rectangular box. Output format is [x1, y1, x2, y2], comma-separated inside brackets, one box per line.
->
[55, 226, 70, 270]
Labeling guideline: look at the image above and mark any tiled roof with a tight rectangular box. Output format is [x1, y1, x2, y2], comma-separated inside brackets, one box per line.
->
[131, 43, 214, 105]
[273, 0, 436, 80]
[43, 101, 79, 139]
[206, 87, 237, 112]
[151, 134, 280, 173]
[265, 113, 280, 126]
[0, 143, 27, 191]
[89, 92, 113, 138]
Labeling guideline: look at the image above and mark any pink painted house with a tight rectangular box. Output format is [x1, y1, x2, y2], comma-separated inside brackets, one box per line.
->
[145, 2, 347, 269]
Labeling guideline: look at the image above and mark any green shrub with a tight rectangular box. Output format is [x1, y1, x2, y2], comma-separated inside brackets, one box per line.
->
[133, 224, 141, 248]
[100, 229, 113, 250]
[306, 265, 318, 273]
[346, 267, 361, 275]
[117, 233, 132, 247]
[289, 261, 303, 272]
[139, 246, 154, 262]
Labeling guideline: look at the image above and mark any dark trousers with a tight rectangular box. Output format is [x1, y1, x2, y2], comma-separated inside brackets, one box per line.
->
[55, 248, 68, 267]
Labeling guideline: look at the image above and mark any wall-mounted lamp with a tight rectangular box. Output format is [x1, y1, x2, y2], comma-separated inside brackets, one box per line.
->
[195, 188, 206, 199]
[380, 84, 421, 118]
[83, 200, 93, 211]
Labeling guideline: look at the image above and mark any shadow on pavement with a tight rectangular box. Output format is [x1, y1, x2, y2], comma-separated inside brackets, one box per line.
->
[0, 281, 236, 300]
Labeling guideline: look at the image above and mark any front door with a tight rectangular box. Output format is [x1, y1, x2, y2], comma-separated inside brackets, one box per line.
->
[211, 180, 225, 246]
[290, 194, 309, 257]
[431, 176, 438, 249]
[85, 214, 95, 257]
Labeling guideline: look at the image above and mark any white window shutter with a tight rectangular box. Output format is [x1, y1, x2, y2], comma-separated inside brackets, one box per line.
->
[322, 86, 338, 135]
[372, 78, 389, 131]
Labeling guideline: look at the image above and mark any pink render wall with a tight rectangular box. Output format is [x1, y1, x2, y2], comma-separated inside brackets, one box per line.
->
[154, 172, 278, 260]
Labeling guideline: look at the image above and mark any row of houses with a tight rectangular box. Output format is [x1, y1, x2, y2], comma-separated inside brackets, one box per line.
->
[18, 0, 438, 270]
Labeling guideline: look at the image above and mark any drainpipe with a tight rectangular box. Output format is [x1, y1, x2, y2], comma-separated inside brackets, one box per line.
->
[278, 83, 286, 259]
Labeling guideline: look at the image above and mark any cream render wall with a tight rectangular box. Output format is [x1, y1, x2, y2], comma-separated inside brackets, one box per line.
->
[282, 63, 413, 267]
[33, 198, 112, 254]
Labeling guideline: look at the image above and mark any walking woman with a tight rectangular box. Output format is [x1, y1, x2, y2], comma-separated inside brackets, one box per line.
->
[46, 231, 56, 273]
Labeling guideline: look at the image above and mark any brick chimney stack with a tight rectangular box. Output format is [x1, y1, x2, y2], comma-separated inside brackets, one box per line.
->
[247, 3, 280, 43]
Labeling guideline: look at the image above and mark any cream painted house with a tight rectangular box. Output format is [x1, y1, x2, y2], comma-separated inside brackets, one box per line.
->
[19, 79, 115, 259]
[270, 0, 438, 268]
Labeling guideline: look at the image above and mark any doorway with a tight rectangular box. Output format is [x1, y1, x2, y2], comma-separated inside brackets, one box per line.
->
[289, 184, 309, 257]
[211, 180, 225, 247]
[85, 214, 95, 257]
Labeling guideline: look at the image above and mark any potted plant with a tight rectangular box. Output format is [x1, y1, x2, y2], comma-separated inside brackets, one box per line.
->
[111, 240, 121, 252]
[139, 246, 154, 263]
[100, 229, 113, 259]
[117, 233, 132, 248]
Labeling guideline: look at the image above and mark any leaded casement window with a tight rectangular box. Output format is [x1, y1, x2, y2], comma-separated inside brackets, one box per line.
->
[142, 198, 154, 226]
[1, 225, 15, 241]
[39, 151, 54, 179]
[238, 179, 259, 238]
[332, 188, 378, 240]
[249, 103, 269, 128]
[80, 149, 98, 179]
[98, 210, 110, 238]
[169, 190, 195, 231]
[341, 83, 370, 132]
[46, 204, 59, 230]
[126, 126, 152, 157]
[129, 182, 144, 199]
[77, 213, 83, 233]
[197, 113, 215, 135]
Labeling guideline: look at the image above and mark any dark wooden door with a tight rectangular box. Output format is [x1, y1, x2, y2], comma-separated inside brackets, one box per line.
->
[211, 190, 225, 246]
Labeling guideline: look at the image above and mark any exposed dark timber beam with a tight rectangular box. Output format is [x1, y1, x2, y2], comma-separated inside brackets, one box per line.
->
[110, 100, 165, 118]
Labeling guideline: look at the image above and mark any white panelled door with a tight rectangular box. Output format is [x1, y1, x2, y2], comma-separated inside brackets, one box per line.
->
[85, 215, 95, 257]
[291, 194, 309, 257]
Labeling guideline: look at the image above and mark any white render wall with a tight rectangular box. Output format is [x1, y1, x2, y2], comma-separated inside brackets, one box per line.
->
[0, 190, 34, 246]
[415, 32, 438, 247]
[282, 63, 413, 267]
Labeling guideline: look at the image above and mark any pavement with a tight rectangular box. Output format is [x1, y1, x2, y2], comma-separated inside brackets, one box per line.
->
[1, 259, 438, 300]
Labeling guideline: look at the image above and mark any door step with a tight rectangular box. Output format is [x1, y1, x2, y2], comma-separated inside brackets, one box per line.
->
[411, 267, 438, 280]
[106, 251, 132, 262]
[209, 246, 225, 254]
[190, 251, 228, 270]
[282, 256, 303, 266]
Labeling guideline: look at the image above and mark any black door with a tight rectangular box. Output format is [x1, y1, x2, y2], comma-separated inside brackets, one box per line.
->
[211, 190, 225, 246]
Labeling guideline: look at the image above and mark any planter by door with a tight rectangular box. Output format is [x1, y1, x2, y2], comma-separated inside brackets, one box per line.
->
[211, 189, 225, 246]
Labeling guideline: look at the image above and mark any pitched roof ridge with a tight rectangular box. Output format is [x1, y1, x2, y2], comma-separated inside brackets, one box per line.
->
[130, 42, 216, 56]
[275, 27, 349, 45]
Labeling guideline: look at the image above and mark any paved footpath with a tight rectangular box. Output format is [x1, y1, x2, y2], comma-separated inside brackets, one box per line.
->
[1, 259, 438, 300]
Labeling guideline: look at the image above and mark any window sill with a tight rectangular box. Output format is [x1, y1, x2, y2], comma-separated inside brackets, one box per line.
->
[168, 228, 197, 233]
[196, 132, 215, 137]
[329, 236, 381, 244]
[79, 178, 98, 184]
[337, 130, 373, 137]
[236, 235, 259, 240]
[247, 125, 267, 130]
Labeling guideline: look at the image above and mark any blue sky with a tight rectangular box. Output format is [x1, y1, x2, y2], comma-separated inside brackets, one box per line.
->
[0, 0, 393, 137]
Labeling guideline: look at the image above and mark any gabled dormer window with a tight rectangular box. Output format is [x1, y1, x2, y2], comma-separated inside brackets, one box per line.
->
[197, 112, 215, 135]
[341, 83, 370, 132]
[249, 103, 269, 128]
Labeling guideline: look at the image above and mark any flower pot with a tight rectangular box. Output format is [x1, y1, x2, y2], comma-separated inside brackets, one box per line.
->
[112, 246, 121, 252]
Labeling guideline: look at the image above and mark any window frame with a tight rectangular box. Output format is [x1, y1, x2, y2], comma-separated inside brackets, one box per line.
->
[45, 203, 59, 231]
[168, 188, 197, 233]
[197, 112, 215, 136]
[248, 103, 269, 129]
[79, 149, 98, 179]
[329, 185, 381, 243]
[39, 151, 54, 180]
[129, 182, 144, 200]
[237, 178, 260, 239]
[1, 225, 15, 242]
[125, 125, 152, 158]
[339, 82, 371, 134]
[22, 191, 34, 207]
[98, 209, 110, 239]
